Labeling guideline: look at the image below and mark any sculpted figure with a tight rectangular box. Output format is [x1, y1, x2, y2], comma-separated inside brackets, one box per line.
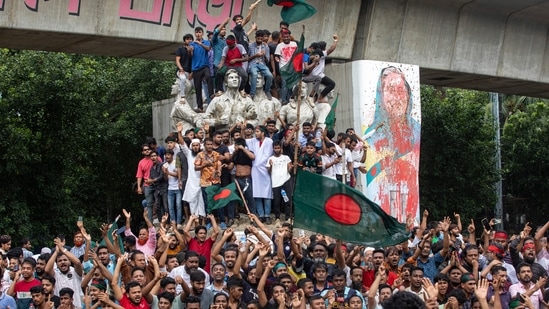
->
[170, 97, 201, 133]
[277, 82, 315, 130]
[252, 73, 281, 125]
[199, 69, 257, 130]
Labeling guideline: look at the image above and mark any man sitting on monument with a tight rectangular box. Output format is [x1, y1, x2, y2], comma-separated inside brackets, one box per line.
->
[216, 35, 248, 93]
[248, 30, 273, 100]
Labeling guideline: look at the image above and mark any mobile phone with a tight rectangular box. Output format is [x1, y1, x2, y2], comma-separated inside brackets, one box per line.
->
[481, 218, 491, 231]
[12, 265, 19, 271]
[299, 230, 305, 237]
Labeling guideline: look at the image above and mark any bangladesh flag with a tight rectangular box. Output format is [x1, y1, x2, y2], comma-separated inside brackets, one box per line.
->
[280, 32, 305, 91]
[267, 0, 317, 24]
[293, 170, 410, 247]
[325, 93, 338, 131]
[205, 182, 242, 212]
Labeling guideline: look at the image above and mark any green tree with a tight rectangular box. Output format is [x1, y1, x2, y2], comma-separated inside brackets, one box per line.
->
[0, 50, 173, 245]
[419, 86, 498, 222]
[501, 102, 549, 225]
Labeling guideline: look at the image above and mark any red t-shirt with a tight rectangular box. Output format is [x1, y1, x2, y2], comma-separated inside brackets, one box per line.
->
[362, 269, 398, 289]
[188, 237, 215, 273]
[119, 294, 150, 309]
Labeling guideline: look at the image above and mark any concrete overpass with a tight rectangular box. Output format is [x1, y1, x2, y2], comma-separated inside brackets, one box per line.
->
[2, 0, 549, 97]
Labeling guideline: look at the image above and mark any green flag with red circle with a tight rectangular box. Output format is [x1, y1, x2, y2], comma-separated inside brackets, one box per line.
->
[206, 182, 242, 212]
[293, 170, 410, 247]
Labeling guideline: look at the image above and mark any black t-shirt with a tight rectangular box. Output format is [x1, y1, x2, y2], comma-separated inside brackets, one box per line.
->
[268, 42, 279, 75]
[214, 144, 231, 179]
[176, 46, 192, 72]
[232, 24, 250, 53]
[232, 147, 254, 167]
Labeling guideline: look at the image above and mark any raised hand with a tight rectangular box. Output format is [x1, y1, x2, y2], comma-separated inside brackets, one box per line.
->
[123, 209, 131, 219]
[474, 278, 489, 300]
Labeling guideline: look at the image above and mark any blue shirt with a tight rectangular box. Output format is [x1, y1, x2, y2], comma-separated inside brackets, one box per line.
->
[0, 292, 17, 309]
[191, 39, 211, 71]
[416, 251, 444, 281]
[212, 28, 226, 66]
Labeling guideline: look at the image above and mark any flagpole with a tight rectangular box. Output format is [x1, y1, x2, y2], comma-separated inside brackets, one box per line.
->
[290, 25, 305, 229]
[234, 180, 251, 215]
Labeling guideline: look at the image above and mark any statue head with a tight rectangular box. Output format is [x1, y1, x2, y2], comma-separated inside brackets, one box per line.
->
[291, 82, 308, 98]
[255, 72, 265, 89]
[224, 69, 240, 90]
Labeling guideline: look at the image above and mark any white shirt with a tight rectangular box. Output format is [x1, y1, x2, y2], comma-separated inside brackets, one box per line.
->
[54, 267, 83, 308]
[169, 266, 210, 295]
[266, 154, 291, 188]
[275, 41, 298, 67]
[321, 153, 337, 179]
[165, 160, 179, 190]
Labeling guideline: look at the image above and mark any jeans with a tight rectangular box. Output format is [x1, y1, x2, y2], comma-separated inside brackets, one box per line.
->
[168, 189, 183, 224]
[235, 177, 256, 215]
[248, 63, 273, 96]
[144, 186, 155, 222]
[255, 198, 272, 219]
[155, 188, 168, 221]
[272, 179, 293, 219]
[320, 76, 336, 98]
[280, 78, 290, 104]
[177, 71, 189, 97]
[192, 66, 213, 109]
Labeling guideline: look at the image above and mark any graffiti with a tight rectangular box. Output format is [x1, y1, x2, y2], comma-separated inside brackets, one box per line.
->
[0, 0, 244, 30]
[119, 0, 175, 26]
[185, 0, 243, 30]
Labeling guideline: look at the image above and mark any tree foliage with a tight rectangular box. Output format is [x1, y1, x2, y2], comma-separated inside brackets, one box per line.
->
[0, 50, 173, 245]
[419, 86, 498, 222]
[501, 102, 549, 224]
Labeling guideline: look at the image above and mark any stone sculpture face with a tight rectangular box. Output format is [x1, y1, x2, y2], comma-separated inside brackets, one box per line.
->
[226, 71, 240, 89]
[256, 73, 265, 88]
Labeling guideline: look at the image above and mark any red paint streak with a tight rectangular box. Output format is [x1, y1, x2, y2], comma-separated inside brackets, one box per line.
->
[325, 194, 361, 225]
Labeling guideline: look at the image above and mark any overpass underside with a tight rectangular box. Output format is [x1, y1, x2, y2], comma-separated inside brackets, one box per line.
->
[1, 0, 549, 97]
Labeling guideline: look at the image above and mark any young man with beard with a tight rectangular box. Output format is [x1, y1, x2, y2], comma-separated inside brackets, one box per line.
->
[486, 265, 511, 309]
[151, 277, 185, 309]
[368, 266, 392, 309]
[321, 141, 340, 180]
[350, 267, 366, 295]
[136, 144, 157, 222]
[266, 141, 292, 226]
[183, 214, 220, 275]
[195, 137, 223, 221]
[406, 217, 450, 282]
[321, 269, 365, 309]
[181, 139, 207, 223]
[7, 257, 40, 309]
[509, 263, 546, 309]
[44, 237, 83, 308]
[247, 126, 274, 224]
[169, 250, 210, 294]
[181, 270, 214, 309]
[458, 273, 476, 309]
[30, 286, 55, 309]
[115, 281, 151, 309]
[211, 229, 246, 278]
[510, 236, 547, 283]
[230, 138, 256, 216]
[41, 275, 60, 308]
[362, 249, 398, 290]
[481, 242, 517, 284]
[34, 253, 49, 281]
[212, 130, 232, 229]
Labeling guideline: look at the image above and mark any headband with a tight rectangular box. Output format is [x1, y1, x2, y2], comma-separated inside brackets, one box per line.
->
[521, 243, 535, 253]
[494, 231, 508, 240]
[488, 245, 505, 256]
[226, 39, 236, 45]
[273, 262, 286, 272]
[91, 279, 107, 291]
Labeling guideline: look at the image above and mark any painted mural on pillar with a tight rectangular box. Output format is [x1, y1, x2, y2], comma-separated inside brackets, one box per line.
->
[0, 0, 244, 31]
[356, 61, 421, 223]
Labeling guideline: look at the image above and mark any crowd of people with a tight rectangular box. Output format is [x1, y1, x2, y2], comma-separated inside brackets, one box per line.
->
[3, 199, 549, 309]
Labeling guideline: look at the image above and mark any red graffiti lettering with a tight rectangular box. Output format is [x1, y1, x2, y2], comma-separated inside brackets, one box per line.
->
[24, 0, 38, 11]
[186, 0, 244, 30]
[119, 0, 174, 26]
[68, 0, 81, 15]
